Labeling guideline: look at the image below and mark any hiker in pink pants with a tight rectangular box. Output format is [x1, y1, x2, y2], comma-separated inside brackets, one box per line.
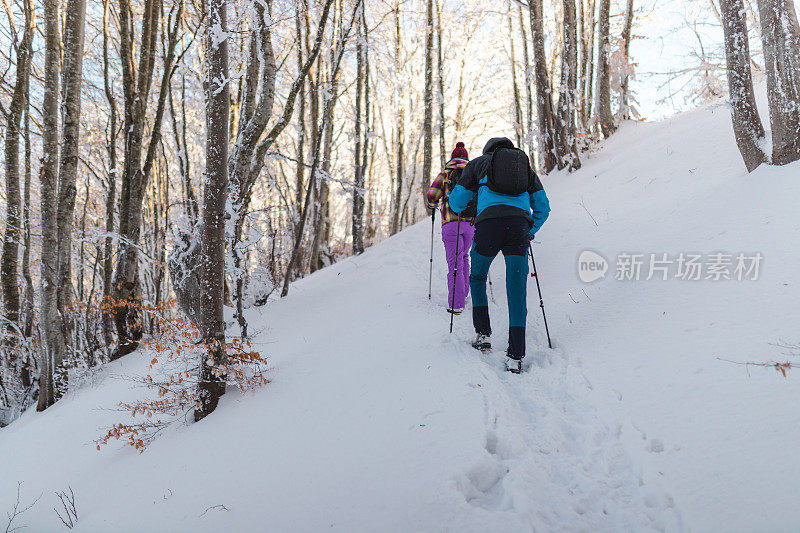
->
[441, 221, 475, 312]
[426, 142, 475, 314]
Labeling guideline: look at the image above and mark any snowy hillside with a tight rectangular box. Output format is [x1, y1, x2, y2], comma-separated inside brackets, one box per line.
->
[3, 98, 800, 531]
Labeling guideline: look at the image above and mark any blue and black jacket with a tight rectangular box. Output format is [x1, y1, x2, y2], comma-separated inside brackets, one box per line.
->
[448, 137, 550, 237]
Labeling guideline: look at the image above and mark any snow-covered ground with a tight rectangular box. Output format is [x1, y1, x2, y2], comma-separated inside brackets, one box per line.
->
[3, 96, 800, 531]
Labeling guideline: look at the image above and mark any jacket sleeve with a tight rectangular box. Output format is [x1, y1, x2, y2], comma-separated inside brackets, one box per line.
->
[528, 170, 550, 235]
[448, 160, 478, 213]
[426, 171, 447, 209]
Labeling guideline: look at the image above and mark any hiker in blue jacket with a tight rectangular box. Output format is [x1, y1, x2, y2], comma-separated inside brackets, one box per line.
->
[449, 137, 550, 373]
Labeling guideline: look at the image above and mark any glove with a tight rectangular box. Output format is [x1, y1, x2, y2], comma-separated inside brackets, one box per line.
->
[528, 228, 536, 241]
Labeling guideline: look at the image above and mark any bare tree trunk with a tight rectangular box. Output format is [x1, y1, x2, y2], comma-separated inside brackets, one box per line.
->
[293, 7, 315, 278]
[2, 0, 34, 329]
[195, 0, 229, 423]
[721, 0, 766, 172]
[295, 3, 307, 223]
[517, 6, 536, 161]
[101, 0, 117, 347]
[38, 0, 63, 411]
[577, 0, 588, 126]
[113, 0, 160, 355]
[311, 10, 341, 273]
[310, 120, 334, 272]
[169, 76, 198, 225]
[21, 65, 34, 345]
[555, 0, 582, 170]
[152, 157, 167, 318]
[362, 36, 371, 236]
[596, 0, 616, 137]
[55, 0, 88, 359]
[352, 3, 366, 255]
[529, 0, 558, 173]
[78, 176, 90, 303]
[436, 0, 446, 167]
[619, 0, 636, 119]
[422, 0, 435, 192]
[365, 127, 377, 244]
[508, 2, 524, 147]
[757, 0, 800, 164]
[391, 2, 405, 235]
[583, 0, 597, 126]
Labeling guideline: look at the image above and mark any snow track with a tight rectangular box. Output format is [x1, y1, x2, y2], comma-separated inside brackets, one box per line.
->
[439, 264, 681, 531]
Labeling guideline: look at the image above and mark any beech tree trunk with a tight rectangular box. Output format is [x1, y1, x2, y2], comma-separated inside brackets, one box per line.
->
[38, 0, 61, 411]
[56, 0, 89, 350]
[757, 0, 800, 164]
[596, 0, 616, 137]
[2, 0, 34, 329]
[391, 2, 405, 235]
[195, 0, 230, 423]
[436, 0, 446, 167]
[582, 0, 597, 127]
[102, 0, 118, 347]
[518, 6, 536, 161]
[529, 0, 558, 173]
[363, 38, 371, 240]
[295, 4, 307, 225]
[352, 3, 367, 255]
[619, 0, 636, 119]
[21, 66, 34, 344]
[555, 0, 582, 171]
[721, 0, 766, 172]
[422, 0, 435, 192]
[311, 11, 341, 273]
[508, 2, 524, 147]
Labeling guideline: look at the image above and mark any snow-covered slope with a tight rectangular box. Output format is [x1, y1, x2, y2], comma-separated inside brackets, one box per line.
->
[543, 102, 800, 531]
[3, 97, 800, 532]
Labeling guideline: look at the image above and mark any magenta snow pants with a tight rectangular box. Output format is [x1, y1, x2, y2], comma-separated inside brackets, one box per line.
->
[442, 220, 475, 309]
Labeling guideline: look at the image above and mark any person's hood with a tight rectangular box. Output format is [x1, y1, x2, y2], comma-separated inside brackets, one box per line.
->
[483, 137, 515, 154]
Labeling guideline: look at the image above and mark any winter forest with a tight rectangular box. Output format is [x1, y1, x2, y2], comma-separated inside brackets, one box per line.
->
[2, 0, 800, 530]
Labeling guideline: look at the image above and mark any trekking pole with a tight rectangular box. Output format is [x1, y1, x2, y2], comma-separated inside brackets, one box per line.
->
[449, 215, 462, 334]
[488, 272, 495, 303]
[529, 243, 553, 349]
[428, 210, 436, 300]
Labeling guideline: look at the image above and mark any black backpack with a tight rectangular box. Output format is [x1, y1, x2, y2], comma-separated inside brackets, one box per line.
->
[487, 147, 531, 195]
[445, 167, 478, 219]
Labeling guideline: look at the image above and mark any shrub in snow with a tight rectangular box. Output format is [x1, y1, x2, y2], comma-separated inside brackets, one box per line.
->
[95, 301, 268, 452]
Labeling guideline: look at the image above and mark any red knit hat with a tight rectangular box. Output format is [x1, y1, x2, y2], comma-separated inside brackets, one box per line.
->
[451, 142, 469, 160]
